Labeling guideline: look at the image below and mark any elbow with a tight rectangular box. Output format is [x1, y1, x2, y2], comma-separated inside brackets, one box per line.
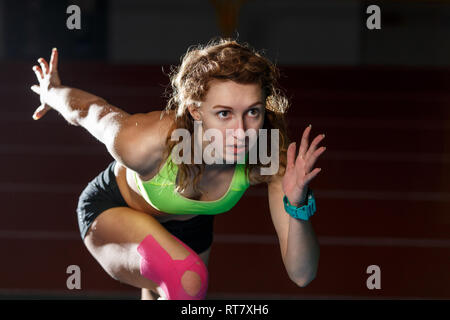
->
[289, 271, 317, 288]
[295, 275, 316, 288]
[284, 248, 320, 288]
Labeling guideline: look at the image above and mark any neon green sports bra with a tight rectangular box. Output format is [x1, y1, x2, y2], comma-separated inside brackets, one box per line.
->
[133, 153, 250, 215]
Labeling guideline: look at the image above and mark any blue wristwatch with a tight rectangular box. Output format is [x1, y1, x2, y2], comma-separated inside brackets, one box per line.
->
[283, 188, 316, 221]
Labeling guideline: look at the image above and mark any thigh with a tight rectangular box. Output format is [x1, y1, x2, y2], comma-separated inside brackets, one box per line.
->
[83, 206, 195, 290]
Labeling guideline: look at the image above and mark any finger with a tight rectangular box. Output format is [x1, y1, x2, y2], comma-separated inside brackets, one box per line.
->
[30, 85, 41, 94]
[297, 124, 311, 162]
[286, 142, 296, 170]
[39, 58, 49, 74]
[38, 58, 49, 75]
[305, 133, 325, 160]
[304, 167, 322, 185]
[49, 48, 58, 74]
[305, 146, 326, 173]
[32, 104, 51, 120]
[32, 65, 43, 80]
[32, 105, 45, 120]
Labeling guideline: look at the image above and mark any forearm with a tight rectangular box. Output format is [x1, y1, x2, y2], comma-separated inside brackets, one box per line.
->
[46, 85, 105, 126]
[47, 85, 129, 146]
[284, 217, 320, 286]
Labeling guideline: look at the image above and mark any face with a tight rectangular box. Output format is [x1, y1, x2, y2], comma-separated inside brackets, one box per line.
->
[188, 79, 265, 165]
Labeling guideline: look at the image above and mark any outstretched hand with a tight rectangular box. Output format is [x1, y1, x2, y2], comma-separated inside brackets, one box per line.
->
[282, 124, 326, 207]
[30, 48, 61, 120]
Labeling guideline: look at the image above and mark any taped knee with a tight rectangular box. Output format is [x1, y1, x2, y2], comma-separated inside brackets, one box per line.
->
[137, 234, 208, 300]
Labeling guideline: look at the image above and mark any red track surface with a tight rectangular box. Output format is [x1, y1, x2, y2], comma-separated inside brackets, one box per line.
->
[1, 63, 449, 299]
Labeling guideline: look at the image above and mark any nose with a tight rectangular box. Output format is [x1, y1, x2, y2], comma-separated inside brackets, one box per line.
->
[232, 118, 246, 142]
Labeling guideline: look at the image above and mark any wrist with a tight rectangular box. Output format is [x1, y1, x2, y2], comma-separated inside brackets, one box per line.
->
[289, 188, 309, 207]
[290, 197, 306, 207]
[283, 188, 316, 221]
[47, 86, 88, 126]
[46, 85, 70, 111]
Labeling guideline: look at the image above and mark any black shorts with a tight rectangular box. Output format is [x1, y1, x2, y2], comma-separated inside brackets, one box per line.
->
[76, 160, 215, 254]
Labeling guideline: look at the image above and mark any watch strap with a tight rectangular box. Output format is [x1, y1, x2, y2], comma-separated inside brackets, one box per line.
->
[283, 188, 316, 221]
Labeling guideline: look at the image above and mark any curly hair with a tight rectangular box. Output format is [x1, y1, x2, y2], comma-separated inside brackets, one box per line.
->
[159, 38, 291, 195]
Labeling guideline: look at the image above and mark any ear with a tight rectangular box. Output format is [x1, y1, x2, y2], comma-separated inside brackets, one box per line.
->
[187, 104, 202, 121]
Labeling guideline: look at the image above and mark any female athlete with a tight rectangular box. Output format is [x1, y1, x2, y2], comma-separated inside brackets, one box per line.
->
[30, 39, 325, 300]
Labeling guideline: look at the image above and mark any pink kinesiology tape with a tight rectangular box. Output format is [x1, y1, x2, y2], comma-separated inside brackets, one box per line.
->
[137, 234, 209, 300]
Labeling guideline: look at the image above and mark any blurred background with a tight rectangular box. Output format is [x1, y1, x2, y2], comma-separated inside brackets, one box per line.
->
[0, 0, 449, 299]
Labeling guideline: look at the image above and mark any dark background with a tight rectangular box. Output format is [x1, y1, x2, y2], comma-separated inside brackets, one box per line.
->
[0, 0, 449, 299]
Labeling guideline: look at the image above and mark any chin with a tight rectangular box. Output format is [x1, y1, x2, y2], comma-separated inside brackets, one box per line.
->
[222, 150, 246, 164]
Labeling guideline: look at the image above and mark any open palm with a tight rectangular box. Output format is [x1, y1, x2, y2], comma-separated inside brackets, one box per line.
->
[30, 48, 61, 120]
[282, 125, 326, 206]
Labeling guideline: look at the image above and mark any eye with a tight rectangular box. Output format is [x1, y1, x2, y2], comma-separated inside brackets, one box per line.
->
[248, 108, 260, 117]
[217, 110, 229, 119]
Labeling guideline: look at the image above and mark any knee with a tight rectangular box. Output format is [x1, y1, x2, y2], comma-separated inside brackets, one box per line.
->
[137, 234, 209, 300]
[180, 259, 209, 298]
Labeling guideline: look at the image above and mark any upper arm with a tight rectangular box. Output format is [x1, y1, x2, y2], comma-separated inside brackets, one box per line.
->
[107, 110, 174, 175]
[76, 98, 173, 174]
[267, 172, 290, 261]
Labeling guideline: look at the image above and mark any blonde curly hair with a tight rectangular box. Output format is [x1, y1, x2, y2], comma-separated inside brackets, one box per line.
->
[160, 38, 291, 194]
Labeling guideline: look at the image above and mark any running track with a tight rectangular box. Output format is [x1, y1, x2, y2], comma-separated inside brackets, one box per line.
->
[0, 62, 449, 299]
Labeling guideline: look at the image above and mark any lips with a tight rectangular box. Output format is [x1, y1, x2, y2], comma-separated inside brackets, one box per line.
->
[226, 145, 246, 154]
[227, 145, 246, 150]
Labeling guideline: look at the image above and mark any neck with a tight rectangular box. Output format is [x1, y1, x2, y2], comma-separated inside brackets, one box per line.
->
[204, 162, 235, 170]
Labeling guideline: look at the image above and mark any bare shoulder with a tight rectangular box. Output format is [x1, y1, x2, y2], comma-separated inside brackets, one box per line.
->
[127, 109, 175, 141]
[110, 109, 175, 175]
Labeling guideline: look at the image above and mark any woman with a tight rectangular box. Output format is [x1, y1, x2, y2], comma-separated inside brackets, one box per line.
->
[30, 39, 325, 300]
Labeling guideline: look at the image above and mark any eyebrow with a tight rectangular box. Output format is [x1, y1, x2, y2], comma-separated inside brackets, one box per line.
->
[212, 102, 263, 110]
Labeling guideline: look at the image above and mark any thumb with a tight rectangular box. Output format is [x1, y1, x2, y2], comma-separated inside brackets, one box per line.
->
[30, 85, 41, 94]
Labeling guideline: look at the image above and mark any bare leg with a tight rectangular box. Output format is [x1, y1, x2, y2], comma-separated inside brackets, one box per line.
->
[141, 288, 159, 300]
[85, 207, 198, 295]
[83, 206, 211, 299]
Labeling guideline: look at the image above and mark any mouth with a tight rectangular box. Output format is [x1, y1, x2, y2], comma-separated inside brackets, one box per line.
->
[226, 145, 246, 154]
